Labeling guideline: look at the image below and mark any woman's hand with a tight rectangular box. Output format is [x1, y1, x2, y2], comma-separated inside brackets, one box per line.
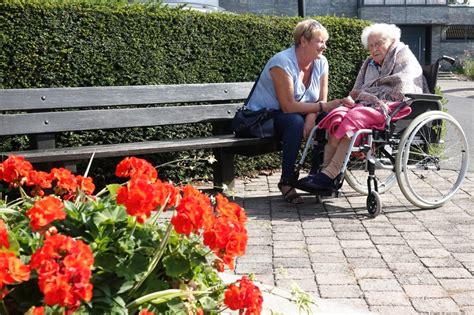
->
[341, 96, 355, 108]
[303, 113, 317, 139]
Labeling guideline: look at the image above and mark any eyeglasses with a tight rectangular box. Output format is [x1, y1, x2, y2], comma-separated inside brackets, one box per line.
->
[304, 20, 323, 38]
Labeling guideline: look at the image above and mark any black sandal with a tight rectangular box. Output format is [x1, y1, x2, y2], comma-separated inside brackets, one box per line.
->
[278, 180, 304, 204]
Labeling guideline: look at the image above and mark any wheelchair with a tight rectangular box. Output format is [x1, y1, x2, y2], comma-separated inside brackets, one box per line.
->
[295, 56, 469, 217]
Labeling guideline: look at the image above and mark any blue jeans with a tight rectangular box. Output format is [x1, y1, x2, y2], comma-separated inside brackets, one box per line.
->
[274, 112, 327, 182]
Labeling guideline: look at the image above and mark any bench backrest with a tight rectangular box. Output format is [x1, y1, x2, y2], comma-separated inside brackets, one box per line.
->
[0, 83, 253, 136]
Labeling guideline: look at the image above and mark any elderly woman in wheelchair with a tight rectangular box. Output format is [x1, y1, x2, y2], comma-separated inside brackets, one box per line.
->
[297, 23, 468, 216]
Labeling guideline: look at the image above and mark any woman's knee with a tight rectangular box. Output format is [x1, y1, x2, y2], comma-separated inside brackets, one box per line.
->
[275, 113, 305, 134]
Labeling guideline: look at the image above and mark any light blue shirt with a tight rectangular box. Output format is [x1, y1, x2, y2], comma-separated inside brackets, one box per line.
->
[247, 46, 328, 111]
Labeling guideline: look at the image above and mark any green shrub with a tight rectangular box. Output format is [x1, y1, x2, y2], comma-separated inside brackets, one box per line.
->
[0, 0, 370, 182]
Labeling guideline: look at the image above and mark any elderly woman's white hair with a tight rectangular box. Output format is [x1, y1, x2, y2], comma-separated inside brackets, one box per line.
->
[361, 23, 401, 49]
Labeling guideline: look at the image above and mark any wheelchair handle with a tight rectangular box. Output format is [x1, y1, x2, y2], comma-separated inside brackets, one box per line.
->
[439, 55, 455, 66]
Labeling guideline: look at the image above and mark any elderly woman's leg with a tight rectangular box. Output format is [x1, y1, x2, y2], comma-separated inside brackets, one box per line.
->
[322, 137, 351, 179]
[274, 112, 304, 204]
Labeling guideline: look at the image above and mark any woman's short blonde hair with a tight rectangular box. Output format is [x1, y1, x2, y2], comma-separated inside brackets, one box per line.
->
[293, 19, 329, 47]
[361, 23, 401, 49]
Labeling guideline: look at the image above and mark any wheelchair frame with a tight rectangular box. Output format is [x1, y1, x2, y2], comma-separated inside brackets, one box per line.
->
[295, 56, 469, 217]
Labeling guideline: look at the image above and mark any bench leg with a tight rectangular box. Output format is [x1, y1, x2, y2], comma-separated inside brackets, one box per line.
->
[212, 149, 235, 192]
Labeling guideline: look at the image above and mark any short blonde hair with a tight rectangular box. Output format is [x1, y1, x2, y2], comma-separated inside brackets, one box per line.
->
[294, 19, 329, 47]
[361, 23, 401, 49]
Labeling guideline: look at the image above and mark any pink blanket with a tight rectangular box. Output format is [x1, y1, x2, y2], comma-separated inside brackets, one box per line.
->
[317, 102, 411, 140]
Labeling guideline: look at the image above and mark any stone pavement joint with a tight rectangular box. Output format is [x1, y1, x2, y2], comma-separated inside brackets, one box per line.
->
[228, 170, 474, 314]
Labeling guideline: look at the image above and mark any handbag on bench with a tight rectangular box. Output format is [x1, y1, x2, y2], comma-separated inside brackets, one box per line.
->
[232, 71, 277, 139]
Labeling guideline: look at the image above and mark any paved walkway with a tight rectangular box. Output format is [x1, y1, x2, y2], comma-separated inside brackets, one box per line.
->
[229, 170, 474, 314]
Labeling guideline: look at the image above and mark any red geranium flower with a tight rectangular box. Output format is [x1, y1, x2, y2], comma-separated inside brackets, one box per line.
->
[30, 234, 94, 313]
[0, 220, 9, 249]
[115, 157, 157, 180]
[0, 155, 33, 186]
[27, 196, 66, 232]
[224, 276, 263, 315]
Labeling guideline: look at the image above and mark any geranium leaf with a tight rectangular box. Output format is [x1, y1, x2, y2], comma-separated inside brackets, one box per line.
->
[163, 254, 190, 278]
[199, 296, 217, 310]
[107, 184, 121, 197]
[93, 205, 127, 225]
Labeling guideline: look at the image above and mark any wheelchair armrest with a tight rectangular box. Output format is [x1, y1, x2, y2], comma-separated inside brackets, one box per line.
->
[405, 93, 442, 101]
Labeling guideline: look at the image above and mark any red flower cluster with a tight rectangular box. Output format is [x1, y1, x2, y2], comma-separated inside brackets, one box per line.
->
[30, 233, 94, 313]
[0, 220, 31, 299]
[27, 196, 66, 232]
[116, 158, 179, 223]
[0, 155, 32, 186]
[0, 156, 95, 198]
[224, 276, 263, 315]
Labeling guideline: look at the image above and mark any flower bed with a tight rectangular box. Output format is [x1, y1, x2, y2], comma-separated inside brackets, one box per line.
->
[0, 156, 263, 314]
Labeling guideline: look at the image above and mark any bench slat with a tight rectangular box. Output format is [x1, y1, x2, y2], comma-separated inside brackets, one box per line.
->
[1, 135, 276, 163]
[0, 83, 253, 111]
[0, 104, 242, 136]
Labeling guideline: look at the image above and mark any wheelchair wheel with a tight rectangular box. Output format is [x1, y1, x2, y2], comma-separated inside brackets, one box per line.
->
[395, 111, 469, 209]
[366, 190, 381, 217]
[345, 145, 397, 195]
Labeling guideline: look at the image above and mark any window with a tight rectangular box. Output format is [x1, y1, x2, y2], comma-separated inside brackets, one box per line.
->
[442, 25, 474, 40]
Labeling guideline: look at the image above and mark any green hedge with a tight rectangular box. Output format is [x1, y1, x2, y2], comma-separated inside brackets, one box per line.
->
[0, 0, 370, 184]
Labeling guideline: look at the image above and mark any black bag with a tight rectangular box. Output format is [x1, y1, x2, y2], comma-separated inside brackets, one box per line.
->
[232, 107, 278, 138]
[231, 70, 278, 138]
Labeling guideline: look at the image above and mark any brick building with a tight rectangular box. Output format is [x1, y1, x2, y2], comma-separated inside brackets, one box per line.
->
[219, 0, 474, 65]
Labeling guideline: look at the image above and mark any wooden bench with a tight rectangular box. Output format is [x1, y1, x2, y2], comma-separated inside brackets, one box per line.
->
[0, 83, 281, 188]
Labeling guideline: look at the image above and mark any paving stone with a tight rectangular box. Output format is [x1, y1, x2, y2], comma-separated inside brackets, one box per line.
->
[364, 291, 411, 306]
[272, 240, 306, 249]
[359, 278, 403, 291]
[401, 231, 438, 240]
[336, 231, 370, 240]
[274, 267, 314, 280]
[387, 262, 429, 274]
[276, 278, 318, 293]
[346, 257, 388, 268]
[326, 298, 369, 312]
[343, 248, 381, 258]
[371, 236, 407, 245]
[309, 252, 347, 263]
[315, 273, 357, 285]
[396, 273, 439, 285]
[411, 298, 460, 313]
[319, 284, 363, 298]
[312, 263, 352, 273]
[369, 306, 419, 315]
[272, 232, 305, 241]
[452, 253, 474, 262]
[439, 279, 474, 292]
[376, 244, 413, 253]
[393, 224, 427, 232]
[307, 244, 342, 253]
[305, 236, 339, 245]
[273, 257, 312, 269]
[382, 252, 421, 263]
[304, 228, 336, 237]
[403, 285, 449, 298]
[412, 248, 452, 258]
[429, 267, 473, 279]
[353, 268, 395, 279]
[420, 257, 463, 268]
[451, 291, 474, 306]
[235, 263, 273, 275]
[340, 240, 376, 249]
[237, 255, 273, 264]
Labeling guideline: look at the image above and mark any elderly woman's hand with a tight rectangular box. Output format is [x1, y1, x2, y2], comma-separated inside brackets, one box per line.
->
[341, 96, 355, 108]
